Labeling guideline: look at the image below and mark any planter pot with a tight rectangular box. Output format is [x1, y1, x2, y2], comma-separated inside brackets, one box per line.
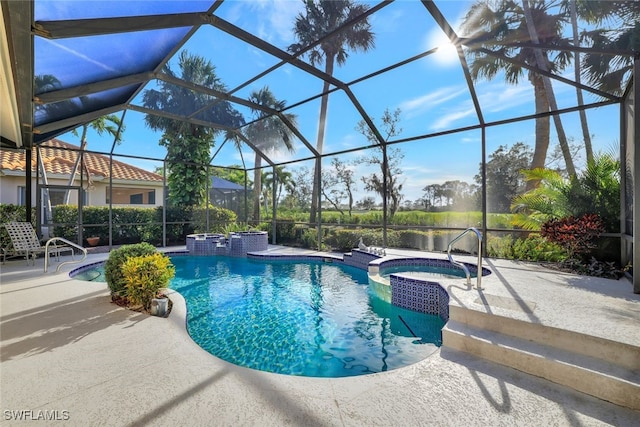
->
[150, 297, 168, 317]
[86, 237, 100, 247]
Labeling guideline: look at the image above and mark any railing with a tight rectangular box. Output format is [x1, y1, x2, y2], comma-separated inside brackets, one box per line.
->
[44, 237, 87, 273]
[447, 227, 483, 290]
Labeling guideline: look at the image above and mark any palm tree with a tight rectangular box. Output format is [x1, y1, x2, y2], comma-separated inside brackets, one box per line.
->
[264, 166, 296, 209]
[564, 0, 593, 162]
[288, 0, 375, 223]
[244, 87, 297, 222]
[64, 114, 124, 204]
[461, 0, 575, 185]
[576, 0, 640, 96]
[143, 51, 244, 206]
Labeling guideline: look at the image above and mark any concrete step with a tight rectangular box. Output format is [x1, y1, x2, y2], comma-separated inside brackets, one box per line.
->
[448, 305, 640, 371]
[442, 317, 640, 410]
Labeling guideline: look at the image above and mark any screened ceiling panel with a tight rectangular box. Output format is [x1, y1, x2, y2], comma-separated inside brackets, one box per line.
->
[326, 1, 441, 82]
[350, 55, 480, 136]
[34, 1, 214, 20]
[34, 28, 192, 91]
[176, 25, 283, 93]
[1, 0, 635, 168]
[35, 84, 138, 128]
[232, 62, 333, 109]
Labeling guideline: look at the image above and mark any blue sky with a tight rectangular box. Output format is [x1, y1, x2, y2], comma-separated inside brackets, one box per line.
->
[45, 0, 623, 203]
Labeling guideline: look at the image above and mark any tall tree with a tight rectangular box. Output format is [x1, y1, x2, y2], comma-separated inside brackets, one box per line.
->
[476, 142, 532, 213]
[577, 0, 640, 95]
[143, 51, 244, 206]
[461, 0, 575, 186]
[564, 0, 593, 162]
[321, 157, 356, 216]
[356, 108, 404, 220]
[244, 87, 297, 222]
[264, 166, 296, 210]
[64, 114, 124, 204]
[288, 0, 375, 223]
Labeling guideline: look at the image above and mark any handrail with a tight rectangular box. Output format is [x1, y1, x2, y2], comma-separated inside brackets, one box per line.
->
[44, 237, 88, 273]
[447, 227, 483, 289]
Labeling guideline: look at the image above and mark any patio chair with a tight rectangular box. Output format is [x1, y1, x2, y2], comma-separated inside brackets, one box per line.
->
[2, 221, 74, 265]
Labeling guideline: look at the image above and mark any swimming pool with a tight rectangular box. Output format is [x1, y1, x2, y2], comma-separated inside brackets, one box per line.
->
[72, 255, 446, 377]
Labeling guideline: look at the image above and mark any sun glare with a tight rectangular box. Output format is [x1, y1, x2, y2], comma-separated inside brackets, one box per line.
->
[427, 30, 459, 67]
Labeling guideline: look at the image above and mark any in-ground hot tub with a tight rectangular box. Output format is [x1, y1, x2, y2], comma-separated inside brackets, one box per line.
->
[186, 231, 268, 256]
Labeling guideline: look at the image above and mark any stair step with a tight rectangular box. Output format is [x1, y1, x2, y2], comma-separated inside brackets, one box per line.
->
[443, 320, 640, 410]
[448, 305, 640, 371]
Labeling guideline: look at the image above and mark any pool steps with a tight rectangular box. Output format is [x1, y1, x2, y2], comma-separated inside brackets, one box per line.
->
[442, 305, 640, 411]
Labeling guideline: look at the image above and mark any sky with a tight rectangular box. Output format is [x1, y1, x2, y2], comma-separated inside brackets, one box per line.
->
[40, 0, 625, 204]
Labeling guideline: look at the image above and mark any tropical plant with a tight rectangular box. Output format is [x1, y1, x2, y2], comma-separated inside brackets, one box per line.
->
[576, 0, 640, 96]
[511, 151, 620, 231]
[541, 213, 605, 260]
[243, 87, 297, 222]
[461, 0, 576, 181]
[510, 167, 572, 230]
[104, 242, 157, 298]
[121, 252, 175, 311]
[288, 0, 375, 222]
[143, 50, 244, 206]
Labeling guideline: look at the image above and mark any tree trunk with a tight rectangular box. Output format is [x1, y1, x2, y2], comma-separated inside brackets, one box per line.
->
[522, 0, 576, 177]
[63, 125, 89, 204]
[527, 73, 551, 190]
[570, 0, 593, 163]
[253, 154, 262, 223]
[309, 55, 335, 224]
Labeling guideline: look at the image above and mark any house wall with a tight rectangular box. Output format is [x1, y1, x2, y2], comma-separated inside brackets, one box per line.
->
[0, 175, 164, 207]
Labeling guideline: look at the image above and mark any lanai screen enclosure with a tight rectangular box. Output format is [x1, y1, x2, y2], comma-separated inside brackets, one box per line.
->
[1, 0, 638, 291]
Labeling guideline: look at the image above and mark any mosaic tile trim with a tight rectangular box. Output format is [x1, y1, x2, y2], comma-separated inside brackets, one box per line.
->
[391, 275, 449, 321]
[186, 232, 268, 257]
[342, 249, 380, 270]
[379, 257, 490, 277]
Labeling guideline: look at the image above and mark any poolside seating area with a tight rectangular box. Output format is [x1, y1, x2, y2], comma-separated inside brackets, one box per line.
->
[1, 245, 639, 425]
[1, 221, 75, 265]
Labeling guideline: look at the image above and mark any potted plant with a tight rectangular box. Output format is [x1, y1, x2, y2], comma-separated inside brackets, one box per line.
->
[86, 236, 100, 246]
[121, 252, 176, 316]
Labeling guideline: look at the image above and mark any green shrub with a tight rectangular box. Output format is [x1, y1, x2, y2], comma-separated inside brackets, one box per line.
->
[104, 243, 157, 297]
[192, 205, 237, 233]
[0, 204, 32, 250]
[486, 234, 567, 262]
[121, 252, 175, 310]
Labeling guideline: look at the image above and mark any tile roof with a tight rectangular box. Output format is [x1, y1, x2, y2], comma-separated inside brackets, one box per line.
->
[0, 139, 162, 183]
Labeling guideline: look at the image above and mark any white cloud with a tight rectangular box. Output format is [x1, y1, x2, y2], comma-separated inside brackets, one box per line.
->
[399, 86, 467, 119]
[431, 107, 476, 131]
[247, 0, 304, 45]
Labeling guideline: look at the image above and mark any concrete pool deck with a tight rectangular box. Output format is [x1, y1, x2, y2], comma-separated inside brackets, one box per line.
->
[1, 245, 639, 426]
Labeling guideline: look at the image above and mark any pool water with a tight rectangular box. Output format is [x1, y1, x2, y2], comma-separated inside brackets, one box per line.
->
[71, 256, 446, 377]
[171, 256, 445, 377]
[381, 264, 475, 279]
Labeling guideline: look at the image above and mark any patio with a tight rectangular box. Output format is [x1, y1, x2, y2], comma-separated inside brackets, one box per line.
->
[1, 247, 638, 426]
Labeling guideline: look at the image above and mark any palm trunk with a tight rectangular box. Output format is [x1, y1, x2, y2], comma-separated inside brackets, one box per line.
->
[527, 73, 551, 190]
[63, 125, 88, 204]
[253, 154, 262, 223]
[522, 0, 576, 178]
[309, 55, 335, 224]
[570, 0, 593, 163]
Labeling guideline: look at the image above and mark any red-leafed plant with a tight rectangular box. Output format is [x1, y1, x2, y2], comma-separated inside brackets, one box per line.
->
[540, 214, 605, 260]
